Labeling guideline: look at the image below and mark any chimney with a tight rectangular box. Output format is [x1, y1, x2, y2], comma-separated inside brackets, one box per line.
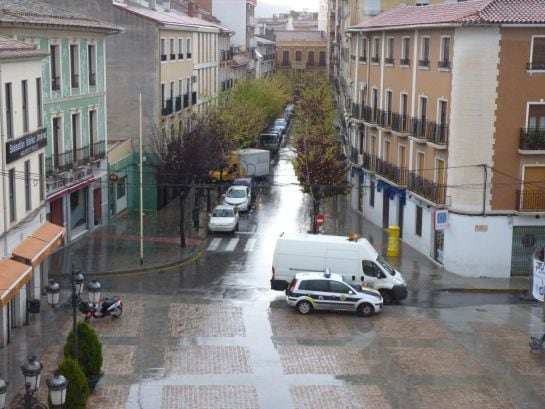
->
[163, 0, 170, 11]
[188, 1, 194, 17]
[149, 0, 156, 10]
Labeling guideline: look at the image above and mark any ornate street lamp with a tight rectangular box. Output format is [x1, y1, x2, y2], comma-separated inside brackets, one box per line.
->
[45, 280, 60, 307]
[0, 374, 8, 409]
[87, 279, 102, 305]
[46, 370, 67, 408]
[72, 270, 85, 296]
[20, 356, 43, 409]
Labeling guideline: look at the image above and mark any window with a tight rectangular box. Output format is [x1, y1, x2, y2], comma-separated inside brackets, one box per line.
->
[401, 37, 410, 65]
[89, 110, 96, 156]
[50, 44, 60, 91]
[9, 169, 15, 222]
[25, 160, 31, 211]
[362, 261, 381, 277]
[307, 280, 329, 292]
[319, 51, 326, 66]
[36, 78, 42, 127]
[52, 117, 61, 168]
[528, 104, 545, 129]
[418, 96, 427, 137]
[372, 88, 378, 122]
[307, 51, 315, 66]
[415, 206, 423, 237]
[5, 83, 12, 139]
[282, 50, 289, 66]
[439, 36, 450, 68]
[39, 153, 44, 201]
[329, 281, 351, 293]
[400, 93, 408, 132]
[72, 113, 80, 163]
[416, 152, 425, 175]
[530, 36, 545, 70]
[170, 38, 175, 60]
[70, 44, 79, 88]
[22, 80, 28, 133]
[178, 38, 184, 59]
[88, 44, 96, 86]
[370, 180, 375, 207]
[383, 140, 391, 162]
[160, 38, 167, 61]
[295, 50, 302, 62]
[419, 37, 430, 67]
[186, 38, 192, 59]
[372, 37, 380, 63]
[385, 37, 394, 64]
[437, 100, 448, 142]
[359, 36, 367, 62]
[384, 90, 392, 127]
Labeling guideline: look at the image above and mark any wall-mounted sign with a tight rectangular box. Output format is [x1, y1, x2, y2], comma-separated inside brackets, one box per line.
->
[434, 209, 449, 230]
[6, 128, 47, 164]
[533, 247, 545, 302]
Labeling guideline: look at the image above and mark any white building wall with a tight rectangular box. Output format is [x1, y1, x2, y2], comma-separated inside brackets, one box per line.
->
[362, 175, 383, 227]
[403, 198, 434, 258]
[212, 0, 246, 50]
[448, 27, 500, 213]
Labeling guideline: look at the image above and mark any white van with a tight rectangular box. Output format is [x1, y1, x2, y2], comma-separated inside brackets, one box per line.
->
[271, 233, 408, 303]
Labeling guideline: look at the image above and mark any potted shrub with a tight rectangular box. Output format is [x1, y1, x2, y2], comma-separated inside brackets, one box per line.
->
[57, 356, 89, 409]
[64, 321, 104, 392]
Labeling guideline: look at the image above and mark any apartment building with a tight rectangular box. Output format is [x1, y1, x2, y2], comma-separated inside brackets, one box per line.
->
[276, 31, 327, 71]
[0, 0, 120, 243]
[255, 36, 276, 78]
[0, 36, 65, 347]
[345, 0, 545, 277]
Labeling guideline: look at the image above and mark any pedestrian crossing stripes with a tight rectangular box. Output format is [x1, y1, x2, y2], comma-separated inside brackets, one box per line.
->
[206, 237, 257, 252]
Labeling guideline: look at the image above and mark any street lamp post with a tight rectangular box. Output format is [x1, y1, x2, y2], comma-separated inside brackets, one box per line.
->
[19, 356, 45, 409]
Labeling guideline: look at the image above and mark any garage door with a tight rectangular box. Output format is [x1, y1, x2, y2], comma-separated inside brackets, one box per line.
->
[511, 226, 545, 276]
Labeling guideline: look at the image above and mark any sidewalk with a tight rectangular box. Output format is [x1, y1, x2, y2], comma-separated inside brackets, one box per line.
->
[48, 191, 215, 276]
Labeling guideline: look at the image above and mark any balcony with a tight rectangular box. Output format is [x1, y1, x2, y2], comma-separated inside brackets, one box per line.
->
[359, 56, 367, 63]
[362, 106, 379, 124]
[46, 157, 53, 176]
[71, 74, 79, 89]
[178, 53, 184, 59]
[519, 128, 545, 150]
[91, 140, 106, 160]
[162, 99, 174, 116]
[362, 152, 377, 172]
[419, 59, 430, 68]
[527, 62, 545, 70]
[351, 103, 362, 120]
[438, 60, 451, 69]
[51, 150, 74, 173]
[378, 110, 393, 130]
[517, 190, 545, 211]
[391, 113, 411, 134]
[292, 61, 306, 70]
[75, 145, 90, 166]
[408, 172, 446, 204]
[371, 56, 380, 64]
[191, 91, 197, 105]
[183, 94, 189, 108]
[400, 58, 410, 66]
[350, 148, 360, 164]
[51, 76, 60, 91]
[170, 53, 176, 60]
[411, 119, 449, 145]
[186, 52, 192, 59]
[384, 57, 394, 65]
[376, 158, 408, 186]
[175, 96, 182, 111]
[161, 54, 167, 62]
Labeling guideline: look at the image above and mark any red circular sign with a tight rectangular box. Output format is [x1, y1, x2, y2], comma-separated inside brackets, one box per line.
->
[316, 213, 325, 225]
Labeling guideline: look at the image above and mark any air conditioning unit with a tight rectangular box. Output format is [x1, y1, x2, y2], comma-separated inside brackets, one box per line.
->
[359, 82, 366, 91]
[191, 75, 197, 84]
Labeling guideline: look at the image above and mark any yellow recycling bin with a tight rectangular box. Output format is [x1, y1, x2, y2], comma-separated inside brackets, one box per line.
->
[387, 225, 400, 257]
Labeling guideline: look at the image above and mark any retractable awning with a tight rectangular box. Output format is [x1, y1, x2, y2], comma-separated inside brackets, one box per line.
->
[0, 259, 32, 306]
[12, 222, 65, 268]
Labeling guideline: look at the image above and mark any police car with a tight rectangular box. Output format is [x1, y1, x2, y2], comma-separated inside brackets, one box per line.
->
[286, 270, 383, 317]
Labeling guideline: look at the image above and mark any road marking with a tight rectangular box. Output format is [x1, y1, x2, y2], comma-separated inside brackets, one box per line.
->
[225, 238, 239, 252]
[244, 238, 256, 252]
[207, 238, 222, 251]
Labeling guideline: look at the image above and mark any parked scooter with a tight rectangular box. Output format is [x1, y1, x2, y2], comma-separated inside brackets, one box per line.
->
[79, 296, 123, 322]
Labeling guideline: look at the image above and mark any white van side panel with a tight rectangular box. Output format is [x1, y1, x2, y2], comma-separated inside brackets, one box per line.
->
[325, 250, 360, 276]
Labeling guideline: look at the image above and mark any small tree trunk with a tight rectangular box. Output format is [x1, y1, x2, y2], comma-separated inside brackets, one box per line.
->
[179, 191, 186, 248]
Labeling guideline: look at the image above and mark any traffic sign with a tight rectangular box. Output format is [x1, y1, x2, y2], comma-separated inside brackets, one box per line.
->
[316, 213, 325, 225]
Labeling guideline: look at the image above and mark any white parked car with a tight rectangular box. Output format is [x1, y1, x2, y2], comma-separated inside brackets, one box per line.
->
[208, 205, 239, 233]
[223, 185, 250, 212]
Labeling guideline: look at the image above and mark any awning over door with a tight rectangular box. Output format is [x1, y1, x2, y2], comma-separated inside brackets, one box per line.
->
[0, 259, 32, 306]
[12, 223, 65, 268]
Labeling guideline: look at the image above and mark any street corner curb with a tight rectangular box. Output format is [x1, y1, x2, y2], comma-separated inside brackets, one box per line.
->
[437, 287, 529, 294]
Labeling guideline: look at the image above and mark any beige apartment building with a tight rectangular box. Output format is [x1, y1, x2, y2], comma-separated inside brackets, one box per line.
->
[276, 31, 328, 71]
[344, 0, 545, 278]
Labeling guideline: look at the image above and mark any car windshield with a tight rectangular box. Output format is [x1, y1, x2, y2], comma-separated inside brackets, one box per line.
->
[261, 135, 277, 143]
[275, 119, 286, 125]
[376, 256, 396, 276]
[227, 189, 246, 198]
[212, 208, 234, 217]
[234, 179, 251, 187]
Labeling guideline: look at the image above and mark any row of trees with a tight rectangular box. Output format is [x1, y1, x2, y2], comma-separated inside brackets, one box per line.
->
[151, 75, 291, 246]
[290, 73, 350, 233]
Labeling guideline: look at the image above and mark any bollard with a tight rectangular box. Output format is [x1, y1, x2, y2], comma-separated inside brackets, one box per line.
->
[387, 225, 400, 257]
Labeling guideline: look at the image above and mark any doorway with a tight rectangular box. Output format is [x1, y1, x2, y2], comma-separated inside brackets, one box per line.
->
[93, 188, 101, 225]
[382, 190, 390, 228]
[434, 229, 444, 264]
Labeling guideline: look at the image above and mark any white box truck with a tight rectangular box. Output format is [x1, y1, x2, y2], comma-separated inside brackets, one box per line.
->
[209, 148, 270, 182]
[271, 233, 408, 303]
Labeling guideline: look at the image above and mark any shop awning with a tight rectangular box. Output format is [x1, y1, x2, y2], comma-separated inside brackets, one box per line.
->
[0, 259, 32, 306]
[12, 223, 65, 268]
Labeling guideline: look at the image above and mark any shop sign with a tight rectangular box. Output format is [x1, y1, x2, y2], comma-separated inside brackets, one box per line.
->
[46, 166, 94, 197]
[434, 209, 449, 230]
[6, 128, 47, 164]
[533, 247, 545, 302]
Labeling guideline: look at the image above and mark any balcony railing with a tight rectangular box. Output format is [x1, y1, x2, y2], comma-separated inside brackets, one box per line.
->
[175, 96, 182, 111]
[183, 94, 189, 108]
[384, 57, 394, 65]
[362, 106, 379, 124]
[527, 62, 545, 70]
[54, 150, 74, 172]
[419, 59, 430, 68]
[519, 128, 545, 150]
[46, 157, 53, 176]
[371, 56, 380, 64]
[186, 52, 192, 59]
[438, 60, 451, 69]
[89, 72, 96, 87]
[51, 76, 60, 91]
[400, 58, 410, 66]
[178, 53, 184, 59]
[517, 190, 545, 211]
[75, 145, 90, 166]
[191, 91, 197, 105]
[91, 140, 106, 160]
[161, 54, 167, 62]
[292, 62, 306, 70]
[378, 109, 393, 129]
[408, 172, 446, 204]
[362, 152, 377, 172]
[350, 148, 360, 164]
[162, 98, 174, 116]
[431, 124, 449, 145]
[411, 119, 436, 140]
[391, 113, 411, 134]
[359, 56, 367, 63]
[376, 158, 408, 186]
[351, 103, 361, 119]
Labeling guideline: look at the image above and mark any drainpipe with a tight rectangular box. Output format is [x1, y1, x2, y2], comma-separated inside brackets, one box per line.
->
[481, 164, 487, 216]
[0, 66, 8, 257]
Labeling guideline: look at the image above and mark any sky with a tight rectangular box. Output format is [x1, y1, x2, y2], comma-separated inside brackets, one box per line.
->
[255, 0, 320, 17]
